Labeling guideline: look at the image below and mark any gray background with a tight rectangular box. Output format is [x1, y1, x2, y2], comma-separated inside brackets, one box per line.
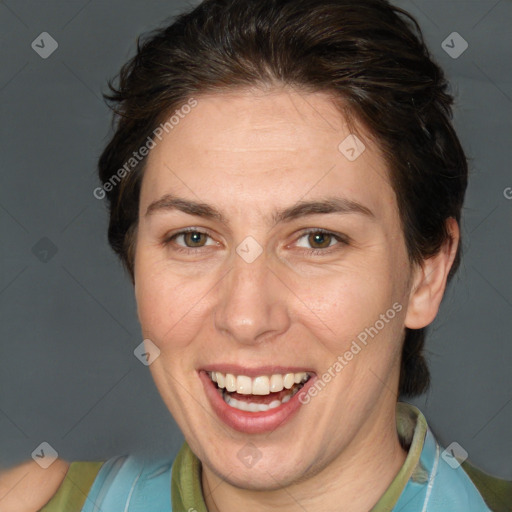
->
[1, 0, 511, 479]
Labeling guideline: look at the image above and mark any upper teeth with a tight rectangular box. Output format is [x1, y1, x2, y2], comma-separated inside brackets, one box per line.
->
[209, 371, 310, 395]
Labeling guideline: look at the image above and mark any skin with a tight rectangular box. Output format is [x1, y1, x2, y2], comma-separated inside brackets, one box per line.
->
[0, 459, 70, 512]
[130, 86, 459, 512]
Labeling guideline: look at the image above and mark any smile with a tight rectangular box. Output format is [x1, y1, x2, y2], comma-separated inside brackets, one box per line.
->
[199, 367, 316, 434]
[209, 371, 311, 412]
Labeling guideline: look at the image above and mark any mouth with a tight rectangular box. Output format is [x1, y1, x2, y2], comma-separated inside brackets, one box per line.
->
[209, 370, 312, 412]
[199, 367, 316, 434]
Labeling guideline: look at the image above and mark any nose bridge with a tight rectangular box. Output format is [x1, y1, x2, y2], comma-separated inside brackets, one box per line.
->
[214, 245, 289, 345]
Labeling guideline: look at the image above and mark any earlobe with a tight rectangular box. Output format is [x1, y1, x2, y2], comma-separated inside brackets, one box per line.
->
[404, 218, 460, 329]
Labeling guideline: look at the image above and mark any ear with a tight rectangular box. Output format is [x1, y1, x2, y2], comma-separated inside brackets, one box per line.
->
[405, 217, 460, 329]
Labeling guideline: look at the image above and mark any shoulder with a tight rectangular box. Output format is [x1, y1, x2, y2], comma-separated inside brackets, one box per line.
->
[460, 460, 512, 512]
[0, 458, 70, 512]
[80, 452, 175, 512]
[0, 452, 178, 512]
[420, 430, 500, 512]
[393, 413, 496, 512]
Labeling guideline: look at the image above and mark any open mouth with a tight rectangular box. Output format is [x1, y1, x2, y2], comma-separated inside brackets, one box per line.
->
[208, 371, 312, 412]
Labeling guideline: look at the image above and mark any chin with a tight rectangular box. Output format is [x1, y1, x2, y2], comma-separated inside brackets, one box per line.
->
[209, 454, 311, 491]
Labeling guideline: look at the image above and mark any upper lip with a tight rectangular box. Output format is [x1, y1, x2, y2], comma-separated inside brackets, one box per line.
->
[200, 364, 316, 377]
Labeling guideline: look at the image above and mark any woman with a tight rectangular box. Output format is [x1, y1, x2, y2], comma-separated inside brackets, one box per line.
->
[1, 0, 510, 510]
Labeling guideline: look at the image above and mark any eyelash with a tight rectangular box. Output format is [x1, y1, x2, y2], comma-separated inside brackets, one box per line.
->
[162, 227, 348, 256]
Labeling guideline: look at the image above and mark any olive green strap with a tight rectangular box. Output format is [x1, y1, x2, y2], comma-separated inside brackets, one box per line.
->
[39, 461, 104, 512]
[371, 403, 428, 512]
[171, 442, 209, 512]
[461, 460, 512, 512]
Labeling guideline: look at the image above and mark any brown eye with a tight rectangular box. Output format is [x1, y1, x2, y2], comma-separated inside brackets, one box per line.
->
[308, 231, 333, 249]
[295, 229, 349, 256]
[182, 231, 208, 247]
[163, 228, 217, 253]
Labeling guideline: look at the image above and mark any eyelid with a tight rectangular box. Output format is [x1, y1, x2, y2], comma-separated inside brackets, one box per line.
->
[162, 227, 217, 247]
[291, 227, 350, 255]
[294, 227, 350, 245]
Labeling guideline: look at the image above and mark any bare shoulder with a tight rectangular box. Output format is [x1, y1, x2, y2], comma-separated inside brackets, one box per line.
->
[0, 458, 70, 512]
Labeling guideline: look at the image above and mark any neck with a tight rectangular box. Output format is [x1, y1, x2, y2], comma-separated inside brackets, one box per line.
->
[201, 401, 408, 512]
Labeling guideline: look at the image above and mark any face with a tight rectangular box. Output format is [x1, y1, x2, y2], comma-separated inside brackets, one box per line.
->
[134, 87, 415, 489]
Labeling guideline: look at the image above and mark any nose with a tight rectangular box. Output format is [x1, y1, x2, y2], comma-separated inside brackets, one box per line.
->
[214, 249, 291, 346]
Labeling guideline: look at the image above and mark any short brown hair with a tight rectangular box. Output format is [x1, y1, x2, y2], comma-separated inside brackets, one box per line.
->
[98, 0, 468, 397]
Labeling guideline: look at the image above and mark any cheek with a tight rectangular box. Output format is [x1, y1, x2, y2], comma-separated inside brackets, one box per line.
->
[134, 249, 221, 356]
[304, 255, 408, 368]
[134, 253, 192, 346]
[314, 262, 400, 326]
[313, 273, 405, 399]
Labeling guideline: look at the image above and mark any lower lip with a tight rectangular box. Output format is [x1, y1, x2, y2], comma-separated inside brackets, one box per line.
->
[199, 371, 316, 434]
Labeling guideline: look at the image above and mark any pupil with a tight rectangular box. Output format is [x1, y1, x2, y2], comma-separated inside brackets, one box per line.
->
[187, 232, 203, 246]
[311, 232, 330, 248]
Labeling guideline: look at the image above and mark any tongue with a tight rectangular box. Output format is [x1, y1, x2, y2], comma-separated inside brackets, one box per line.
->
[227, 385, 297, 404]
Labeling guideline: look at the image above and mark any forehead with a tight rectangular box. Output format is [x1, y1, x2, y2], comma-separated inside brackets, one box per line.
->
[140, 87, 397, 226]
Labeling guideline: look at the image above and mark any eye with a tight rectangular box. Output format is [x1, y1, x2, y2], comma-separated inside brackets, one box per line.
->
[162, 227, 349, 256]
[294, 228, 348, 255]
[163, 228, 217, 253]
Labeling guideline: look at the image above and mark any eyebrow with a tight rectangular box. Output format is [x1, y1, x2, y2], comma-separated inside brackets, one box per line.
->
[145, 193, 374, 227]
